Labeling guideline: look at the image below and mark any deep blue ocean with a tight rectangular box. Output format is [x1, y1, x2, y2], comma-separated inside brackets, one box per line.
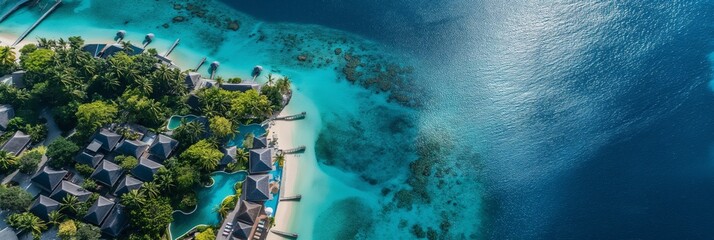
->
[224, 0, 714, 239]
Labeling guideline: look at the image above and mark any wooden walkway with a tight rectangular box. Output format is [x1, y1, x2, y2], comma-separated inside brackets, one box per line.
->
[0, 0, 30, 23]
[195, 56, 206, 71]
[279, 146, 305, 154]
[163, 38, 180, 57]
[13, 0, 62, 46]
[273, 112, 306, 121]
[270, 229, 298, 239]
[279, 194, 302, 201]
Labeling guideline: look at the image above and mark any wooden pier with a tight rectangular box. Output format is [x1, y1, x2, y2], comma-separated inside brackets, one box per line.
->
[279, 146, 305, 154]
[273, 112, 306, 121]
[12, 0, 62, 46]
[279, 194, 302, 201]
[163, 38, 180, 57]
[270, 229, 298, 239]
[0, 0, 30, 23]
[194, 56, 206, 71]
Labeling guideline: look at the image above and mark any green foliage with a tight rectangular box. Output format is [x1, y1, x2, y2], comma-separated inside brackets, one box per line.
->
[46, 137, 80, 169]
[173, 120, 205, 147]
[276, 153, 286, 168]
[6, 212, 47, 239]
[75, 163, 95, 178]
[242, 133, 254, 149]
[47, 211, 63, 226]
[209, 116, 233, 141]
[128, 197, 174, 237]
[172, 162, 200, 191]
[180, 140, 222, 172]
[227, 77, 242, 83]
[216, 195, 237, 218]
[0, 150, 18, 174]
[179, 193, 197, 211]
[18, 147, 45, 174]
[20, 48, 54, 85]
[75, 101, 117, 140]
[52, 102, 79, 132]
[81, 179, 98, 192]
[0, 46, 17, 75]
[76, 222, 101, 240]
[121, 189, 146, 209]
[120, 90, 168, 128]
[60, 195, 81, 215]
[197, 88, 272, 121]
[0, 185, 33, 212]
[195, 228, 216, 240]
[57, 220, 77, 240]
[7, 117, 48, 144]
[115, 155, 138, 171]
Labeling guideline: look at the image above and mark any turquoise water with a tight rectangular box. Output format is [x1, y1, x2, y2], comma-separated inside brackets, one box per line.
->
[166, 115, 200, 130]
[0, 0, 478, 239]
[226, 124, 267, 148]
[169, 171, 247, 239]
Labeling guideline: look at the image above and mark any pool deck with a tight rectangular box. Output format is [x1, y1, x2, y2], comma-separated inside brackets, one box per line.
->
[216, 198, 270, 240]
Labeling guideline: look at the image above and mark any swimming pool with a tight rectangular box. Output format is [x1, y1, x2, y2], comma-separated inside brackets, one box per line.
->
[166, 115, 201, 130]
[226, 124, 268, 147]
[169, 171, 248, 239]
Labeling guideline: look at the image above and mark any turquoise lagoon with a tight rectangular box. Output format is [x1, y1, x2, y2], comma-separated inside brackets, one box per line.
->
[0, 0, 484, 239]
[169, 171, 247, 239]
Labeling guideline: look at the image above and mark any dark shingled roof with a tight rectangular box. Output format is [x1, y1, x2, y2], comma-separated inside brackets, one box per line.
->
[101, 204, 129, 237]
[1, 131, 31, 156]
[112, 175, 143, 197]
[251, 136, 267, 149]
[29, 195, 60, 221]
[235, 200, 263, 225]
[249, 148, 272, 174]
[86, 139, 102, 153]
[115, 139, 149, 159]
[187, 94, 201, 111]
[31, 166, 68, 193]
[219, 82, 261, 92]
[83, 196, 115, 226]
[131, 157, 163, 182]
[75, 151, 104, 168]
[50, 180, 91, 202]
[232, 220, 254, 239]
[220, 146, 237, 166]
[90, 160, 124, 187]
[148, 134, 178, 161]
[93, 129, 122, 152]
[82, 43, 144, 58]
[185, 72, 203, 91]
[0, 105, 14, 130]
[243, 174, 270, 202]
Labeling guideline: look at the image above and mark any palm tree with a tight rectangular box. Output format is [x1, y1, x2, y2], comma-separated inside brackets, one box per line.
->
[141, 182, 160, 199]
[199, 157, 219, 172]
[0, 150, 18, 173]
[236, 148, 249, 166]
[242, 133, 255, 149]
[215, 200, 232, 219]
[121, 189, 146, 208]
[265, 73, 275, 86]
[47, 211, 63, 226]
[121, 41, 134, 54]
[177, 121, 205, 144]
[276, 76, 292, 95]
[7, 212, 47, 240]
[275, 153, 286, 168]
[133, 76, 153, 96]
[60, 195, 80, 215]
[0, 46, 16, 66]
[155, 172, 174, 192]
[56, 38, 67, 49]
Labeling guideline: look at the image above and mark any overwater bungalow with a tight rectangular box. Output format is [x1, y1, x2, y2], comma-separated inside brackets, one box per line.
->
[131, 157, 163, 182]
[90, 160, 124, 187]
[84, 196, 116, 226]
[28, 195, 60, 221]
[115, 139, 149, 159]
[148, 134, 178, 162]
[1, 131, 31, 156]
[112, 175, 143, 197]
[0, 104, 14, 132]
[30, 166, 68, 193]
[75, 151, 104, 168]
[243, 174, 271, 202]
[49, 180, 91, 202]
[249, 148, 273, 174]
[100, 204, 129, 237]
